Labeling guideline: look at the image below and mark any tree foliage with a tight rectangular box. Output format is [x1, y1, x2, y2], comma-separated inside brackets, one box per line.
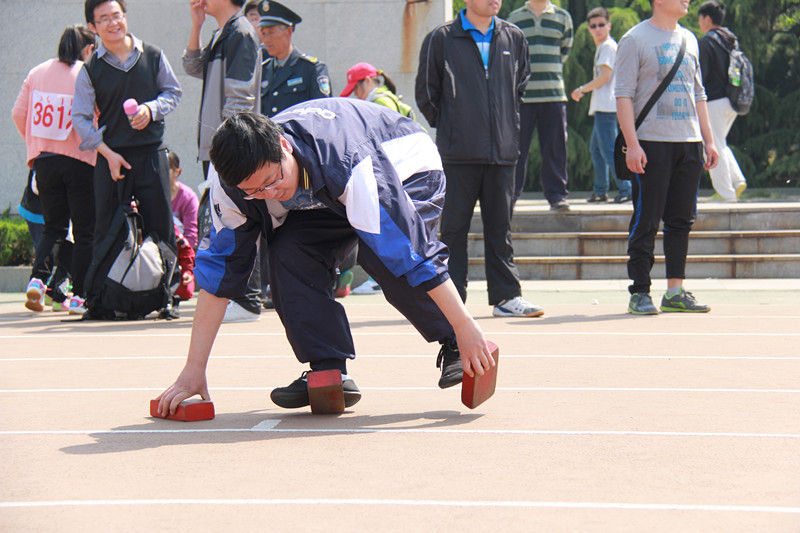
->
[453, 0, 800, 190]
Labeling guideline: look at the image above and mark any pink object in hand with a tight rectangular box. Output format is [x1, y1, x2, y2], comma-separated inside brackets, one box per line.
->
[123, 98, 139, 116]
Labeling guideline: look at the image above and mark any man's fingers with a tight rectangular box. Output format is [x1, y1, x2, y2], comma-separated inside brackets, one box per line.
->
[169, 392, 191, 415]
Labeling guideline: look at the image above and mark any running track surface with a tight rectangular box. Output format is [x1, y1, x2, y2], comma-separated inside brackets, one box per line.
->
[1, 281, 798, 532]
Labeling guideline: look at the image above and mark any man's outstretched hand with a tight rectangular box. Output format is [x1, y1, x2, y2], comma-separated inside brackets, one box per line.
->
[454, 318, 496, 379]
[155, 365, 209, 417]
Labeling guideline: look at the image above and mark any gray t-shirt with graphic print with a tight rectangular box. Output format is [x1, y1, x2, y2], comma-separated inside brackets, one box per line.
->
[614, 21, 705, 143]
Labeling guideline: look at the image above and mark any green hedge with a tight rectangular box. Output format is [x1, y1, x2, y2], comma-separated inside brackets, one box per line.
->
[0, 209, 34, 266]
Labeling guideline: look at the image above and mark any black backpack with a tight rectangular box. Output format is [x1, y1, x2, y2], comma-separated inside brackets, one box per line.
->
[710, 30, 754, 115]
[83, 183, 177, 320]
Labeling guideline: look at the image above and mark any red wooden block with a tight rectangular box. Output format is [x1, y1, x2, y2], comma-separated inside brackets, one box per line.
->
[149, 398, 215, 421]
[307, 369, 345, 414]
[461, 340, 499, 409]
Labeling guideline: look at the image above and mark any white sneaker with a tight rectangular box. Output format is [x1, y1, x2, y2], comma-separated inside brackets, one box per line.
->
[25, 278, 47, 312]
[492, 296, 544, 317]
[351, 279, 382, 295]
[222, 300, 261, 323]
[68, 295, 87, 315]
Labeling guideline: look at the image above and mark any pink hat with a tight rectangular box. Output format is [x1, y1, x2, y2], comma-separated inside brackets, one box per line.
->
[340, 62, 379, 97]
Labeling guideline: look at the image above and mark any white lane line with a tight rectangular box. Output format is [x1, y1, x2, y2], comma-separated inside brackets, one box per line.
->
[250, 419, 280, 430]
[3, 354, 800, 362]
[0, 498, 798, 513]
[1, 428, 799, 439]
[1, 331, 799, 339]
[1, 386, 798, 394]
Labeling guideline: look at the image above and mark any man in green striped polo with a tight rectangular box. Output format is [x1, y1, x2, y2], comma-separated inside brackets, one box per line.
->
[508, 0, 573, 211]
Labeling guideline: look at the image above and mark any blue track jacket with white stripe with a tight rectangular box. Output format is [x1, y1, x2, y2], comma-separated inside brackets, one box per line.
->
[196, 97, 449, 299]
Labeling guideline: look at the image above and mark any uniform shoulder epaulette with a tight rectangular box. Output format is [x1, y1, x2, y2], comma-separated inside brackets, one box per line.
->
[299, 53, 319, 64]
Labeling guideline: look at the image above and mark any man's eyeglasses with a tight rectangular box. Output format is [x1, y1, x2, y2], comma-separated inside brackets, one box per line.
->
[94, 12, 125, 26]
[240, 160, 284, 199]
[589, 22, 606, 29]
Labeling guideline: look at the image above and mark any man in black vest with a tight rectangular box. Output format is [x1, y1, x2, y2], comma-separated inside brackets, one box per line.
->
[73, 0, 182, 318]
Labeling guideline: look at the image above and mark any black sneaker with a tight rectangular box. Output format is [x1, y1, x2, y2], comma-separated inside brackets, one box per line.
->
[549, 200, 570, 212]
[587, 193, 608, 203]
[270, 371, 362, 409]
[436, 338, 463, 389]
[614, 194, 632, 203]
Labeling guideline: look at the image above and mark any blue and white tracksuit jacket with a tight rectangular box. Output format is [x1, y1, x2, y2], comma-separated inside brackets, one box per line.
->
[195, 98, 455, 368]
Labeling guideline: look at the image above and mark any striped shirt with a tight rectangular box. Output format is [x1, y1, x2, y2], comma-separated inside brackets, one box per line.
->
[508, 2, 573, 103]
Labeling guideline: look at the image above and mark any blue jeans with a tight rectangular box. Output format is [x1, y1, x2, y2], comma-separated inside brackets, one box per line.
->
[590, 112, 631, 197]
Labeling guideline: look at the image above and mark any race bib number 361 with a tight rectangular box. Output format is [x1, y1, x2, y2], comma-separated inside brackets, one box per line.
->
[30, 90, 73, 141]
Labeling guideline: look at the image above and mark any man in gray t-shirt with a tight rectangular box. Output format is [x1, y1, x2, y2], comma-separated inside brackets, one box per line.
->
[570, 7, 632, 203]
[615, 0, 718, 315]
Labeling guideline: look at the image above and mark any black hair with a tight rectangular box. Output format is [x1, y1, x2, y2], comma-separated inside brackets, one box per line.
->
[209, 112, 285, 187]
[244, 0, 260, 14]
[586, 7, 610, 23]
[381, 72, 398, 95]
[85, 0, 127, 24]
[358, 70, 398, 95]
[166, 149, 180, 171]
[232, 0, 246, 7]
[58, 25, 95, 65]
[698, 0, 726, 26]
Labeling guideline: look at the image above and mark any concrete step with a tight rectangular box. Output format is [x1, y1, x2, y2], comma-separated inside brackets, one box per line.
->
[467, 253, 800, 280]
[468, 230, 800, 257]
[471, 202, 800, 233]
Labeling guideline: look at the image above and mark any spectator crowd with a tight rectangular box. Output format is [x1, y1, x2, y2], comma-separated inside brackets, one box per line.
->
[13, 0, 742, 329]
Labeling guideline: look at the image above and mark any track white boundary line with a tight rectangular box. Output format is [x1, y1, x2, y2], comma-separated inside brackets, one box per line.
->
[3, 354, 800, 362]
[0, 498, 798, 513]
[1, 331, 799, 339]
[1, 428, 799, 439]
[2, 387, 799, 393]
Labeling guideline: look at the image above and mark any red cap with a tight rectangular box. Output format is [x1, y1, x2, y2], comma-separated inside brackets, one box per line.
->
[340, 62, 379, 97]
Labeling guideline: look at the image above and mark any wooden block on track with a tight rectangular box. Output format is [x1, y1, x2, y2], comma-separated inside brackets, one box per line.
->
[307, 370, 345, 414]
[461, 340, 499, 409]
[150, 399, 215, 421]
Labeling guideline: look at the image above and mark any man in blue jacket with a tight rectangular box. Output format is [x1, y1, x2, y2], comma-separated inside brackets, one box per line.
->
[156, 98, 496, 414]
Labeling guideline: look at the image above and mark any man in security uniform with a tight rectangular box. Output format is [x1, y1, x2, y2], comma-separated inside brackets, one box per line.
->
[155, 98, 496, 414]
[257, 0, 331, 117]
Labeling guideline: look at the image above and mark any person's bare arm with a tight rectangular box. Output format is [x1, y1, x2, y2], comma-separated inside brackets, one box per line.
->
[571, 64, 612, 102]
[695, 100, 719, 170]
[155, 289, 228, 415]
[426, 279, 495, 377]
[187, 0, 206, 52]
[96, 143, 131, 181]
[616, 96, 647, 174]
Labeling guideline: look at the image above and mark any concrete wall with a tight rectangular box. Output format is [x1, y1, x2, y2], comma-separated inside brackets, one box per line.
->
[0, 0, 449, 213]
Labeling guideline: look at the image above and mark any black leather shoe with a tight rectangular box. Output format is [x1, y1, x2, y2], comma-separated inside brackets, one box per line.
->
[436, 338, 463, 389]
[270, 371, 362, 409]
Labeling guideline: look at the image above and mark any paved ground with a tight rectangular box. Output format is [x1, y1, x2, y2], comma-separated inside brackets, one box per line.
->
[1, 279, 799, 532]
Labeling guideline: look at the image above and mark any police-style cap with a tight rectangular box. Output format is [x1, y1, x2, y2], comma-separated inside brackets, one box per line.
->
[258, 1, 302, 27]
